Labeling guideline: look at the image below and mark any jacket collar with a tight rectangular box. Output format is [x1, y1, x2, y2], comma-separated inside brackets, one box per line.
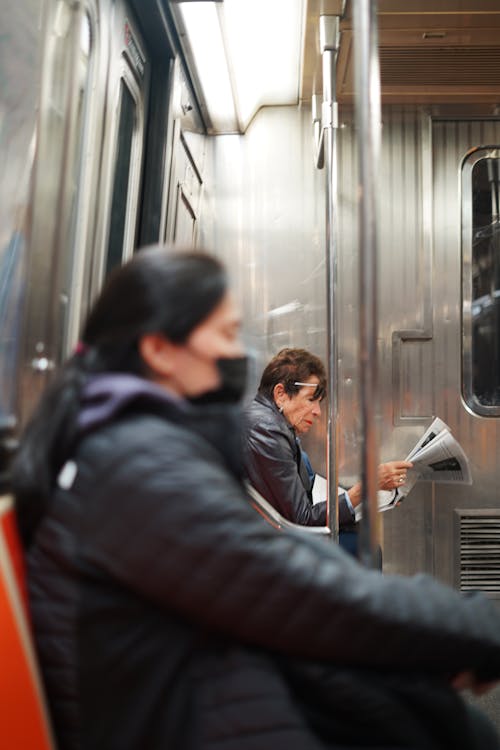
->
[78, 373, 184, 433]
[78, 373, 244, 479]
[253, 391, 296, 438]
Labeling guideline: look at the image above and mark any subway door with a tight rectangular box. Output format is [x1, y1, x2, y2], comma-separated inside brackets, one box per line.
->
[431, 117, 500, 592]
[433, 116, 500, 745]
[162, 59, 204, 249]
[90, 1, 149, 297]
[19, 0, 111, 423]
[168, 127, 203, 248]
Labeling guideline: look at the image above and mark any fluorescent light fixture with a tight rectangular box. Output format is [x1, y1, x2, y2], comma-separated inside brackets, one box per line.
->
[178, 0, 305, 133]
[178, 2, 238, 132]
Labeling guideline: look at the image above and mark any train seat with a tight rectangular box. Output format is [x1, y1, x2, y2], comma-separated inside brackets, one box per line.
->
[245, 481, 330, 536]
[0, 495, 56, 749]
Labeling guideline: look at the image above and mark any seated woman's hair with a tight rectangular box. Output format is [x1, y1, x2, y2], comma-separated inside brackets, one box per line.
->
[258, 348, 326, 401]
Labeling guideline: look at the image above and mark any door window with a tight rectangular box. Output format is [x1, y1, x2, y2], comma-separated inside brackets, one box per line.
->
[105, 80, 138, 276]
[462, 147, 500, 414]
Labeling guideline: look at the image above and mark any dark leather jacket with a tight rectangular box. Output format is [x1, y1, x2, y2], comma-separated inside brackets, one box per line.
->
[243, 392, 355, 527]
[23, 376, 500, 749]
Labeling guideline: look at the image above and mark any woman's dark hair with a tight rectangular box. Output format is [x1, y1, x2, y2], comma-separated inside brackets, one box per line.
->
[13, 247, 227, 546]
[258, 348, 326, 401]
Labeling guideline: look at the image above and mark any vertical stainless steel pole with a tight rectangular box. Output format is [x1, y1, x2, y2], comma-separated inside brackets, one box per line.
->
[320, 15, 340, 541]
[352, 0, 382, 567]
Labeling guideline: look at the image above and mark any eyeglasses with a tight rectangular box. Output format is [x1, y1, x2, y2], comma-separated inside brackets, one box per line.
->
[293, 381, 326, 401]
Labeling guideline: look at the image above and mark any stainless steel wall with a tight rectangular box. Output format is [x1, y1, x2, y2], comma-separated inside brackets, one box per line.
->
[335, 107, 434, 576]
[200, 103, 500, 592]
[430, 118, 500, 584]
[199, 106, 329, 471]
[200, 104, 437, 568]
[379, 114, 500, 583]
[0, 0, 43, 423]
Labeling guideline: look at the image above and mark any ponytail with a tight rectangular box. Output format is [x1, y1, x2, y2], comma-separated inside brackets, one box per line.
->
[12, 354, 87, 546]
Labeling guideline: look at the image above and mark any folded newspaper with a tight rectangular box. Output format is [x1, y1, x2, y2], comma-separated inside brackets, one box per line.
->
[354, 417, 472, 522]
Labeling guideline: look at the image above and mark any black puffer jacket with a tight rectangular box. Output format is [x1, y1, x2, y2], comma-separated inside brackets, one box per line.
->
[243, 393, 354, 527]
[25, 375, 500, 750]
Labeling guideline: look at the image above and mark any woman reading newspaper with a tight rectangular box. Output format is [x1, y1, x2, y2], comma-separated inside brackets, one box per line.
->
[243, 347, 413, 554]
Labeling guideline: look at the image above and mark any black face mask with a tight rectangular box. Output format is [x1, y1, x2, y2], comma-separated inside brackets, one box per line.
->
[188, 355, 248, 405]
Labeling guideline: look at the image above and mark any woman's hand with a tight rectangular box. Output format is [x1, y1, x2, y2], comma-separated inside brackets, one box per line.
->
[378, 461, 413, 491]
[346, 460, 414, 508]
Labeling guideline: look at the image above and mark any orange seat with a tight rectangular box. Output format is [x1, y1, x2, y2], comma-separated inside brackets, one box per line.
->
[0, 495, 55, 749]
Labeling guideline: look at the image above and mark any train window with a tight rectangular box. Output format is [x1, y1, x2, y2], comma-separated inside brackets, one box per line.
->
[105, 81, 137, 277]
[462, 148, 500, 415]
[89, 9, 147, 297]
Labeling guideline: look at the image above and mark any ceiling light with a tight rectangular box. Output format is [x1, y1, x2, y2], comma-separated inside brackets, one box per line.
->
[177, 0, 305, 133]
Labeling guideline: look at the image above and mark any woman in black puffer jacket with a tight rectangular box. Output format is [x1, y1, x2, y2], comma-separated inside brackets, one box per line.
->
[12, 247, 500, 750]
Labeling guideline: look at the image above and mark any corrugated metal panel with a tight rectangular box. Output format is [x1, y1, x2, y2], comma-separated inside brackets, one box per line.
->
[302, 1, 500, 105]
[380, 47, 500, 87]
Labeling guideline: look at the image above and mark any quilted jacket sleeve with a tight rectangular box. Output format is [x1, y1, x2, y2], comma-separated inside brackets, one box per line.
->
[244, 421, 354, 528]
[76, 417, 500, 684]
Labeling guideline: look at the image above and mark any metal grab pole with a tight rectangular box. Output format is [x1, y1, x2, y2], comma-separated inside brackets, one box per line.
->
[352, 0, 382, 567]
[320, 15, 340, 541]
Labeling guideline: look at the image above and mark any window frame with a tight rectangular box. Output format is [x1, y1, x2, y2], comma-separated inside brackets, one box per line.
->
[461, 145, 500, 417]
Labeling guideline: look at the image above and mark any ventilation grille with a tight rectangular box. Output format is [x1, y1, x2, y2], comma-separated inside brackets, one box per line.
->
[458, 513, 500, 597]
[380, 47, 500, 86]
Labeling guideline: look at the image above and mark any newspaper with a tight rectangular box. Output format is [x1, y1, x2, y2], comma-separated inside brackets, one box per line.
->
[353, 417, 472, 522]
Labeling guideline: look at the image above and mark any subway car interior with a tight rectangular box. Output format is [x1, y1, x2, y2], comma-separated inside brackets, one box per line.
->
[2, 0, 500, 739]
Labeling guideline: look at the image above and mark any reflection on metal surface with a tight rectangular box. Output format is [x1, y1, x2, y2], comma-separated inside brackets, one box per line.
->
[30, 357, 55, 374]
[266, 301, 303, 318]
[0, 0, 42, 422]
[0, 227, 27, 420]
[391, 111, 434, 426]
[60, 7, 96, 356]
[353, 0, 382, 567]
[200, 106, 327, 472]
[21, 0, 101, 418]
[320, 13, 341, 542]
